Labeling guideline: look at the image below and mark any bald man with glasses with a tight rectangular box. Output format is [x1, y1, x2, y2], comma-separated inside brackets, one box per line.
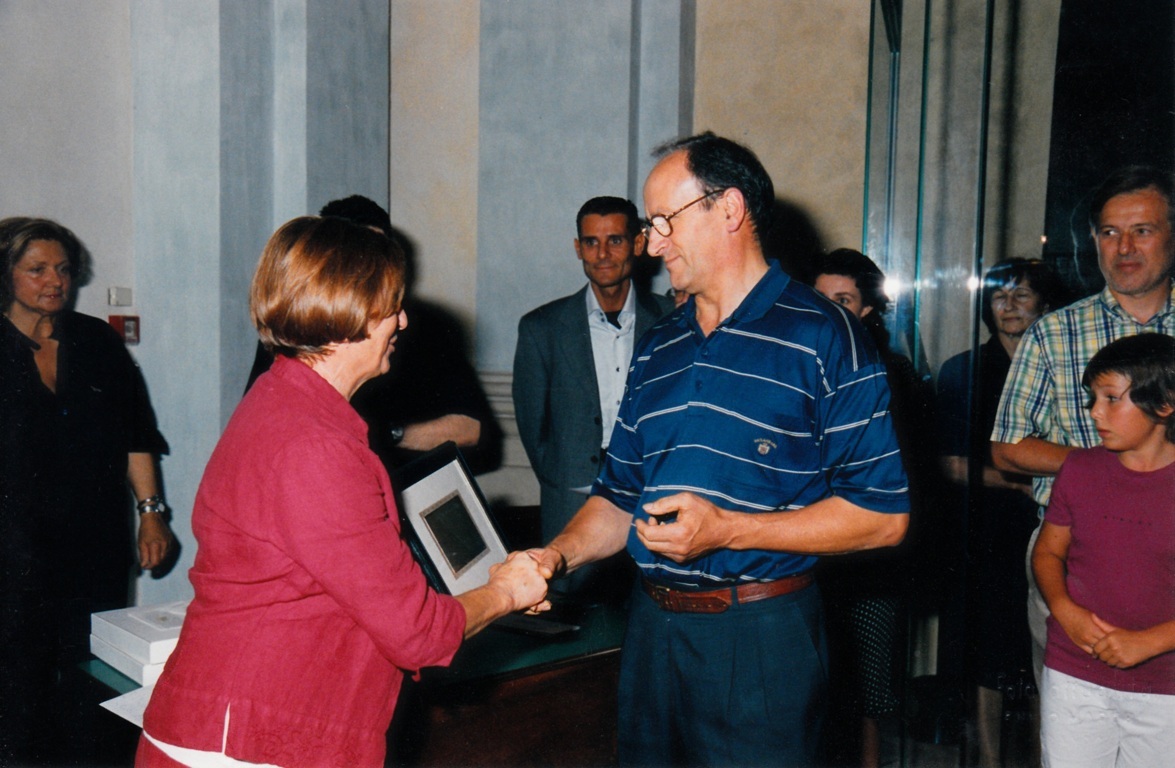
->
[530, 133, 909, 767]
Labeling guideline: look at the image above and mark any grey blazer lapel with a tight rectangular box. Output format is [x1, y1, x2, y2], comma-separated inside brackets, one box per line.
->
[555, 286, 600, 407]
[635, 288, 672, 338]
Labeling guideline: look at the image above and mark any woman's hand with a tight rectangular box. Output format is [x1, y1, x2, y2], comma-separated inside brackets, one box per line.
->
[487, 551, 551, 614]
[457, 552, 551, 638]
[128, 452, 172, 569]
[138, 513, 174, 570]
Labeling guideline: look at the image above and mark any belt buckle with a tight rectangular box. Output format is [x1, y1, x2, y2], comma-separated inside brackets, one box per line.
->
[649, 582, 677, 611]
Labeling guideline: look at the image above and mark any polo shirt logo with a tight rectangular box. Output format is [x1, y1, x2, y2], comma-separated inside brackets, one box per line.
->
[755, 438, 776, 456]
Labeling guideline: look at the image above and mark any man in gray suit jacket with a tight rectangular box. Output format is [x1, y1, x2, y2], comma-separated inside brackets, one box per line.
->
[513, 196, 674, 601]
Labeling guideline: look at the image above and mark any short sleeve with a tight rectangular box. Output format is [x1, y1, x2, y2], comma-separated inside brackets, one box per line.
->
[1043, 453, 1078, 529]
[591, 355, 644, 515]
[992, 325, 1053, 445]
[816, 327, 909, 514]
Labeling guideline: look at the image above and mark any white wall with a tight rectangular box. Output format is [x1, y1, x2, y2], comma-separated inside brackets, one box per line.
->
[2, 0, 389, 604]
[0, 0, 135, 320]
[131, 0, 223, 604]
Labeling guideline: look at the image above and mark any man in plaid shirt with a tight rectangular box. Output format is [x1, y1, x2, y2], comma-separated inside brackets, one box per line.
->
[991, 165, 1175, 682]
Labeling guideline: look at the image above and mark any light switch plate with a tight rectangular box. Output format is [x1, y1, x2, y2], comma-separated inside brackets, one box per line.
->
[108, 286, 133, 306]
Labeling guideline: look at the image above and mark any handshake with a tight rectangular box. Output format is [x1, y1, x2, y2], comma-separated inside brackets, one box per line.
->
[478, 490, 723, 618]
[482, 547, 567, 616]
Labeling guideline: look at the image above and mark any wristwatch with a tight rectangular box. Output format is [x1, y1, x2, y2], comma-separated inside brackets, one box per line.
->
[388, 424, 405, 446]
[137, 495, 169, 517]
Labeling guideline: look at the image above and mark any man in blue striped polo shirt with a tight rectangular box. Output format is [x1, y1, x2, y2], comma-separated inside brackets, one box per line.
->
[532, 133, 909, 766]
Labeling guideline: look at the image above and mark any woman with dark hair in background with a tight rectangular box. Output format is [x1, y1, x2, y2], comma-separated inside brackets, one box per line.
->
[937, 257, 1064, 767]
[1, 216, 173, 764]
[813, 248, 935, 768]
[138, 217, 548, 768]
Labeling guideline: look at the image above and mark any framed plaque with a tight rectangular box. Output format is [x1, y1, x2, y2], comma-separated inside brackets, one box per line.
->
[394, 442, 509, 595]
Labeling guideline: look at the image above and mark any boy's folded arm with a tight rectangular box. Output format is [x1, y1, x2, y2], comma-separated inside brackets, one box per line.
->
[1031, 522, 1072, 614]
[1138, 620, 1175, 661]
[1032, 521, 1106, 652]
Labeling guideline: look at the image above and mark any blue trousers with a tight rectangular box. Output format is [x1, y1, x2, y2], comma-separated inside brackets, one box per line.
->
[618, 582, 829, 767]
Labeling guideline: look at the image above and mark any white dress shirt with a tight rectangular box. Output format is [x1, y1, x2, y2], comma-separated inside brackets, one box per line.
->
[568, 286, 637, 495]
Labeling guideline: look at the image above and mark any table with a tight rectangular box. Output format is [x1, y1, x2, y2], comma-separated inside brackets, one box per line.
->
[90, 601, 628, 767]
[391, 601, 627, 766]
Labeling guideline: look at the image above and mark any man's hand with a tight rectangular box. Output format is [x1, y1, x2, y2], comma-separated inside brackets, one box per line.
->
[525, 546, 566, 581]
[523, 496, 632, 578]
[636, 492, 733, 563]
[137, 513, 174, 570]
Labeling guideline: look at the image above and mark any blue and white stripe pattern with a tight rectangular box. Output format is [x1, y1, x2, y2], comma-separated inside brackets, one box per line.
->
[591, 262, 909, 588]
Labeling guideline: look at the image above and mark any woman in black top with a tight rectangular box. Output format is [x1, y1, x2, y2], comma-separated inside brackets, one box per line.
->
[1, 217, 172, 764]
[936, 258, 1063, 767]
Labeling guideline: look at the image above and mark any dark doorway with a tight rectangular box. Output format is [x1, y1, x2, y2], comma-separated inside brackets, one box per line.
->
[1041, 0, 1175, 297]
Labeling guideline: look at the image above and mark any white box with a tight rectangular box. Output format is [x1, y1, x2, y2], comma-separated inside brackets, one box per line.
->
[90, 600, 187, 664]
[90, 634, 166, 686]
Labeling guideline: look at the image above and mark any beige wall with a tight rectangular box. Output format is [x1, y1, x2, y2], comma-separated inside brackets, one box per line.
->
[390, 0, 481, 328]
[389, 0, 875, 331]
[695, 0, 872, 252]
[985, 0, 1061, 265]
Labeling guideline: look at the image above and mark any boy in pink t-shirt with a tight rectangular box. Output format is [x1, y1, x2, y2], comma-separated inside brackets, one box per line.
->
[1032, 334, 1175, 767]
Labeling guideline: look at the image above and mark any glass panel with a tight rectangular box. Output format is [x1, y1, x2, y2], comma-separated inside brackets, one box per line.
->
[864, 1, 1173, 765]
[864, 0, 915, 364]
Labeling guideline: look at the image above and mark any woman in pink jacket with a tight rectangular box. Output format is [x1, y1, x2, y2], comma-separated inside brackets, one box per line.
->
[137, 217, 547, 768]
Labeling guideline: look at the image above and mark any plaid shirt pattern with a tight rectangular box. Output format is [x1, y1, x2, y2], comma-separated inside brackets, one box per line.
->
[992, 281, 1175, 508]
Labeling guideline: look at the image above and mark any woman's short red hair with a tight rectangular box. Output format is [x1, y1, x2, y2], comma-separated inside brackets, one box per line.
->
[251, 216, 406, 359]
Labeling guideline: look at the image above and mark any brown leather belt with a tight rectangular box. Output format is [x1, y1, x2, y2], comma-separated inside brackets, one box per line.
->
[641, 571, 814, 614]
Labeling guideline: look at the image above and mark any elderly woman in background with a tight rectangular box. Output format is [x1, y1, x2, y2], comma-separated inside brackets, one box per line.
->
[1, 217, 172, 764]
[936, 257, 1063, 768]
[138, 217, 548, 768]
[812, 248, 935, 768]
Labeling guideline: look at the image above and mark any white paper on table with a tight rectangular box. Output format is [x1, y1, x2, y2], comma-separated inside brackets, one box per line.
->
[100, 684, 154, 728]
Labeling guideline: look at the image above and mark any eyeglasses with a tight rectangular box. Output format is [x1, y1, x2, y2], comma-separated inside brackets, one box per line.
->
[641, 188, 726, 238]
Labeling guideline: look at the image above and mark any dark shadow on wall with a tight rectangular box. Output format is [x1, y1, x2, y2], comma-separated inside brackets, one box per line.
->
[763, 198, 827, 284]
[366, 226, 504, 475]
[630, 250, 667, 300]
